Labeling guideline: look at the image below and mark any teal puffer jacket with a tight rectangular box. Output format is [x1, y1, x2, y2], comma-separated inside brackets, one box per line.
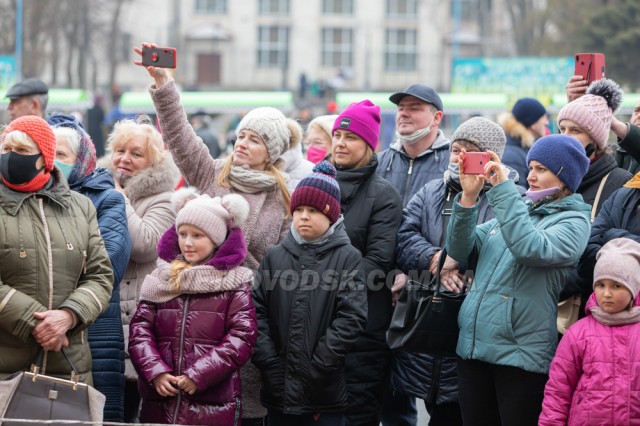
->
[446, 180, 590, 374]
[0, 172, 113, 381]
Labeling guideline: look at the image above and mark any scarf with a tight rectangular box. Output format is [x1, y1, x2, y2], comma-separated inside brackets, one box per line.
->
[590, 306, 640, 326]
[139, 259, 253, 304]
[290, 216, 344, 246]
[228, 164, 277, 193]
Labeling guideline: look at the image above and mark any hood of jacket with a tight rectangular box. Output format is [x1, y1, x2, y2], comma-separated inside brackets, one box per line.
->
[69, 167, 115, 193]
[0, 168, 70, 216]
[97, 153, 180, 202]
[497, 112, 535, 149]
[388, 129, 451, 158]
[578, 153, 620, 192]
[281, 221, 352, 255]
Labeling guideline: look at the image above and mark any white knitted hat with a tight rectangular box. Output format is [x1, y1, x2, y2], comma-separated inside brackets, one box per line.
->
[172, 188, 249, 246]
[236, 107, 302, 162]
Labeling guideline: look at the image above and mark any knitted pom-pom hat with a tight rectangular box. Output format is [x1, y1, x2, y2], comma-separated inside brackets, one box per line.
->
[290, 160, 341, 223]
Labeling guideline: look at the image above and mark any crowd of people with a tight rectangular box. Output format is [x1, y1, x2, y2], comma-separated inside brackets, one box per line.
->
[1, 40, 640, 426]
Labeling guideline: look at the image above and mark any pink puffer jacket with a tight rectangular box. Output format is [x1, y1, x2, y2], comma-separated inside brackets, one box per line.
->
[539, 294, 640, 425]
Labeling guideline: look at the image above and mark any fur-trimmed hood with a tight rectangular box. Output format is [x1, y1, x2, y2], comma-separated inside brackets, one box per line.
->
[97, 153, 180, 202]
[497, 112, 536, 149]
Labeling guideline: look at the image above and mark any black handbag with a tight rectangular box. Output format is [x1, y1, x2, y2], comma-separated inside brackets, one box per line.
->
[0, 349, 105, 426]
[386, 248, 467, 356]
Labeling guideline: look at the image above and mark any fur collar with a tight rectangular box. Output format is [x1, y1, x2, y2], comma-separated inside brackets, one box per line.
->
[157, 225, 248, 270]
[96, 154, 180, 202]
[497, 112, 535, 149]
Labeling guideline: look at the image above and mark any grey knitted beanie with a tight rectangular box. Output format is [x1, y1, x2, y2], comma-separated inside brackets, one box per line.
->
[451, 117, 507, 158]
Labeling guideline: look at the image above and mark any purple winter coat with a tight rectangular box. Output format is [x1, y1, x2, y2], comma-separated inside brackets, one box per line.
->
[129, 225, 257, 425]
[539, 293, 640, 425]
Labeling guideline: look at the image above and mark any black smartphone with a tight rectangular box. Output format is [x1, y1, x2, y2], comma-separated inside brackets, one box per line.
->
[141, 46, 177, 68]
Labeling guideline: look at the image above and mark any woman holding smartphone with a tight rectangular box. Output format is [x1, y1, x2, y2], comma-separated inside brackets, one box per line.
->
[445, 134, 591, 426]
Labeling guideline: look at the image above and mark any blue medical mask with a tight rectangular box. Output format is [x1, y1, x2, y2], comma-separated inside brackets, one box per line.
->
[54, 160, 74, 180]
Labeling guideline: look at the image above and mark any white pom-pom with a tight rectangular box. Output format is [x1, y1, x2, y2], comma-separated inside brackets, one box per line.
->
[221, 194, 250, 227]
[171, 187, 201, 213]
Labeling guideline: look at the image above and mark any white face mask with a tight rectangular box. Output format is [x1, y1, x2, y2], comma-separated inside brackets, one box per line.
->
[395, 119, 434, 146]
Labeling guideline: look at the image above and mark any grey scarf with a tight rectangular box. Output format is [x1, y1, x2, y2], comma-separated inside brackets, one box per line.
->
[228, 164, 277, 193]
[290, 216, 344, 245]
[590, 306, 640, 326]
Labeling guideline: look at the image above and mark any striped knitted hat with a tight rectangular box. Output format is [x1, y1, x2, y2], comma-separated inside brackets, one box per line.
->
[290, 161, 341, 223]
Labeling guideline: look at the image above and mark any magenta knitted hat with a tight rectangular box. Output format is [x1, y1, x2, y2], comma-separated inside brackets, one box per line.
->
[557, 79, 623, 150]
[172, 189, 250, 247]
[332, 100, 381, 150]
[290, 161, 341, 223]
[594, 238, 640, 301]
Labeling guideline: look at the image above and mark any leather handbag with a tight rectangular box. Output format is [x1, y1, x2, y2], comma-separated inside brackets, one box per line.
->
[387, 248, 467, 356]
[0, 349, 105, 426]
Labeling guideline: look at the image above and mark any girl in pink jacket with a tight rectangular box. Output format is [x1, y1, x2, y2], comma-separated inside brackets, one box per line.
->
[540, 237, 640, 425]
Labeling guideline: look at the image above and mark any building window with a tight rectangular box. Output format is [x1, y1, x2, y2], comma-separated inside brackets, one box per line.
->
[257, 26, 289, 67]
[452, 0, 475, 22]
[322, 0, 353, 14]
[195, 0, 227, 14]
[259, 0, 290, 15]
[385, 29, 416, 71]
[321, 28, 353, 67]
[386, 0, 418, 18]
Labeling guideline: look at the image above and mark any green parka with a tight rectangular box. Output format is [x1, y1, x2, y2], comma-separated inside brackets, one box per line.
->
[0, 172, 113, 382]
[446, 180, 590, 374]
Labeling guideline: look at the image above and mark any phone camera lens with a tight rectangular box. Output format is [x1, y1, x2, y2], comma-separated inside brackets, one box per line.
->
[151, 53, 159, 62]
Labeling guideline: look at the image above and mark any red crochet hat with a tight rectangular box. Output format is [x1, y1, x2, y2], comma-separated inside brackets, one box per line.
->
[3, 116, 56, 172]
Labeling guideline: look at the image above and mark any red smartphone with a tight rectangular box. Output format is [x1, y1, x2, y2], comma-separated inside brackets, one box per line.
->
[141, 46, 177, 68]
[575, 53, 605, 84]
[462, 152, 491, 175]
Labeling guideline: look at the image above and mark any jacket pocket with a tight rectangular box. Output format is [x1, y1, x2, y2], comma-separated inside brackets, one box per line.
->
[304, 362, 345, 406]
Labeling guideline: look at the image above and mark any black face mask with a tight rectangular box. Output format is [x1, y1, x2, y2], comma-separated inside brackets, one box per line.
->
[0, 152, 44, 185]
[585, 143, 596, 158]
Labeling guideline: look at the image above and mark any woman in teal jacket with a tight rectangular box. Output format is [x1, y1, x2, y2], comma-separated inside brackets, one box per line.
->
[444, 134, 591, 426]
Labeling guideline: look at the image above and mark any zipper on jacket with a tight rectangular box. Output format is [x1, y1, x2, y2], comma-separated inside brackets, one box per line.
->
[402, 159, 415, 205]
[233, 396, 241, 426]
[37, 198, 54, 374]
[426, 357, 442, 404]
[172, 296, 190, 424]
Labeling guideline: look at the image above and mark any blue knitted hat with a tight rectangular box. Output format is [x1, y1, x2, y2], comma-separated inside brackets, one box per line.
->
[290, 161, 341, 223]
[526, 134, 589, 193]
[512, 97, 547, 128]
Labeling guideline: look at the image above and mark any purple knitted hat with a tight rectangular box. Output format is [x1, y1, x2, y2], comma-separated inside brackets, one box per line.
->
[557, 79, 623, 150]
[290, 161, 341, 223]
[332, 100, 381, 150]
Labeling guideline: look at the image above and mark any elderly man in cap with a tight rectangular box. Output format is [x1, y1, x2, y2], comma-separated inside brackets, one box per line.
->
[377, 84, 451, 206]
[5, 77, 49, 122]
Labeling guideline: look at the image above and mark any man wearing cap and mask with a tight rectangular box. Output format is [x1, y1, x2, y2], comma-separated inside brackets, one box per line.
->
[4, 77, 49, 122]
[497, 97, 549, 188]
[377, 84, 451, 207]
[378, 84, 450, 426]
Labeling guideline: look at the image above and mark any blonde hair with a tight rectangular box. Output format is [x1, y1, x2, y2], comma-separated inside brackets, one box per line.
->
[1, 130, 38, 151]
[168, 259, 192, 290]
[105, 116, 165, 164]
[216, 154, 291, 217]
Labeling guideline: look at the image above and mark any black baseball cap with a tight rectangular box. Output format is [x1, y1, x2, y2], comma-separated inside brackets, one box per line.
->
[5, 78, 49, 99]
[389, 84, 443, 112]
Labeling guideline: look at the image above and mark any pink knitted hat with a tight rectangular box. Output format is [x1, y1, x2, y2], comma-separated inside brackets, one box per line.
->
[594, 238, 640, 301]
[332, 100, 381, 150]
[172, 189, 250, 247]
[557, 79, 623, 150]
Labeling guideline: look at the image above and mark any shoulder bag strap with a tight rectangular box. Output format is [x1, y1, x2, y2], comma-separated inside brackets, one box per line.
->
[591, 171, 612, 223]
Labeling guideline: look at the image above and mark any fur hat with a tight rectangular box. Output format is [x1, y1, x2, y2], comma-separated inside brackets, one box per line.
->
[332, 100, 381, 150]
[290, 161, 341, 223]
[512, 98, 546, 128]
[451, 117, 507, 158]
[236, 107, 302, 162]
[594, 238, 640, 302]
[308, 114, 339, 139]
[526, 134, 589, 193]
[557, 79, 623, 150]
[3, 115, 56, 172]
[172, 189, 250, 247]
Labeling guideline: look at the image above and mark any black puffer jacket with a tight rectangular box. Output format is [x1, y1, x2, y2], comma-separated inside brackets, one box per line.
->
[336, 155, 403, 425]
[577, 153, 632, 218]
[252, 223, 367, 414]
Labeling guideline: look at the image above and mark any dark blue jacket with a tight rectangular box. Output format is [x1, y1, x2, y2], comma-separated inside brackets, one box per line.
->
[377, 131, 450, 207]
[70, 168, 131, 422]
[501, 135, 529, 188]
